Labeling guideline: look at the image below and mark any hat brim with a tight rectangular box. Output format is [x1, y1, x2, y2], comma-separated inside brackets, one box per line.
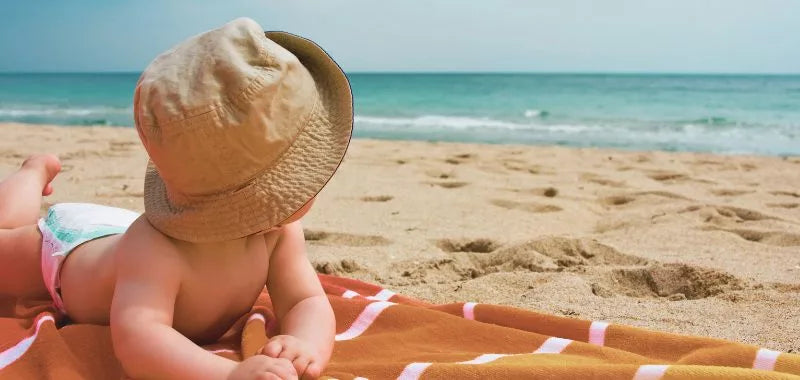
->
[143, 31, 353, 242]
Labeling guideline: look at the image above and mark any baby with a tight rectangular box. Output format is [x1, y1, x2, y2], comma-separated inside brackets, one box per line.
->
[0, 18, 352, 380]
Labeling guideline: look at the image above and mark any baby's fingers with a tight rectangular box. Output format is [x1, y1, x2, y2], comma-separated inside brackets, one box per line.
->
[267, 358, 298, 380]
[261, 340, 284, 358]
[277, 344, 299, 361]
[292, 356, 310, 379]
[302, 362, 322, 380]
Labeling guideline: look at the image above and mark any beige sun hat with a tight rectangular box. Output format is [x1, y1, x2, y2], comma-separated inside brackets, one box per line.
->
[133, 17, 353, 242]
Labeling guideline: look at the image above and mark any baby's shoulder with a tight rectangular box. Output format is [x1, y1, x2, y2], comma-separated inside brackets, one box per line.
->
[114, 216, 184, 273]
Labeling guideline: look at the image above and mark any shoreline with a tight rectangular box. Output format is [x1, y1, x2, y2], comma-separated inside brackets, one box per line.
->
[3, 121, 799, 159]
[2, 122, 799, 351]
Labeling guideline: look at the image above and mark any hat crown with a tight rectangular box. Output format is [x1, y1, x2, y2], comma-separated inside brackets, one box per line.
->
[134, 17, 318, 197]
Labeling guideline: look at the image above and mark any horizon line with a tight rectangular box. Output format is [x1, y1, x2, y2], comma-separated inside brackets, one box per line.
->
[1, 70, 800, 76]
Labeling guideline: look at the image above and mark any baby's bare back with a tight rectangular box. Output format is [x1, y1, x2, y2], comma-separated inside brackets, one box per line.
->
[60, 216, 277, 343]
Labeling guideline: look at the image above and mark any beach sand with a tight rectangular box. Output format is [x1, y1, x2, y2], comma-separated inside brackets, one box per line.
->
[1, 122, 798, 351]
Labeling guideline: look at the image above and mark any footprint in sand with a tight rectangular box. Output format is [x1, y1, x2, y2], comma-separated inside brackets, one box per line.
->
[435, 238, 500, 253]
[770, 190, 800, 199]
[532, 187, 559, 198]
[501, 160, 549, 175]
[601, 195, 638, 206]
[599, 191, 691, 206]
[424, 169, 456, 180]
[603, 263, 746, 300]
[646, 170, 715, 185]
[360, 195, 393, 202]
[767, 203, 799, 209]
[581, 173, 627, 188]
[502, 187, 558, 198]
[690, 159, 742, 171]
[709, 188, 754, 197]
[700, 226, 800, 247]
[444, 153, 476, 165]
[685, 205, 781, 223]
[490, 199, 562, 213]
[427, 181, 469, 189]
[647, 171, 687, 181]
[303, 229, 391, 247]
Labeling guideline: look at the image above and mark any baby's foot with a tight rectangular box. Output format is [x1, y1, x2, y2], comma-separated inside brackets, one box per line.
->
[21, 154, 61, 196]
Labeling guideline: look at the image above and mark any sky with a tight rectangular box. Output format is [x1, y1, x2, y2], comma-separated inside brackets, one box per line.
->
[1, 0, 799, 73]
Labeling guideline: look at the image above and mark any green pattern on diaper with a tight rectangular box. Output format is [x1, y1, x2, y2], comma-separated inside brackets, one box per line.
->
[44, 208, 127, 247]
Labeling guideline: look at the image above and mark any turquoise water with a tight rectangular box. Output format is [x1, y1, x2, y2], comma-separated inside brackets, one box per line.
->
[1, 73, 799, 155]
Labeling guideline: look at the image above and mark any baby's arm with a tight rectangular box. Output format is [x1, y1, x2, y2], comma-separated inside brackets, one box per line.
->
[265, 221, 336, 378]
[111, 217, 296, 380]
[110, 218, 236, 379]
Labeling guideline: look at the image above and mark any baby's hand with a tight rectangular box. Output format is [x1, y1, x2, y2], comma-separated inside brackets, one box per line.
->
[261, 335, 323, 379]
[227, 355, 297, 380]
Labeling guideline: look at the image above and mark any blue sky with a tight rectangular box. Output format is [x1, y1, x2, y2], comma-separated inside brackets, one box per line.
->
[1, 0, 799, 73]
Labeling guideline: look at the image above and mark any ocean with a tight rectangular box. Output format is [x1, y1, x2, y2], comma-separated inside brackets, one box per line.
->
[1, 73, 798, 155]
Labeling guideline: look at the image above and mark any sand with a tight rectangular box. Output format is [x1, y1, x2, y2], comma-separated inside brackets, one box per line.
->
[1, 122, 798, 352]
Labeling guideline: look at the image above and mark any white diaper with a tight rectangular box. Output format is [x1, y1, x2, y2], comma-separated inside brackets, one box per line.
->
[38, 203, 140, 313]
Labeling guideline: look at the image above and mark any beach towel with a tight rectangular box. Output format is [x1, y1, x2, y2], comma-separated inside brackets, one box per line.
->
[1, 274, 798, 379]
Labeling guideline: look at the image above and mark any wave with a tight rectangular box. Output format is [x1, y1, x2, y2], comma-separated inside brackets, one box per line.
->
[353, 114, 799, 155]
[354, 114, 600, 133]
[682, 116, 733, 126]
[355, 115, 523, 130]
[355, 114, 764, 134]
[523, 109, 549, 118]
[0, 106, 132, 117]
[0, 105, 132, 126]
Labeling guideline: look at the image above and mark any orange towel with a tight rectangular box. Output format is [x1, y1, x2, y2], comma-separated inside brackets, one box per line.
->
[1, 275, 798, 379]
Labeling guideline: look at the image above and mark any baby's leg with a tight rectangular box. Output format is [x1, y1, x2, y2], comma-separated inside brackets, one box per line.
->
[0, 154, 61, 229]
[0, 225, 48, 299]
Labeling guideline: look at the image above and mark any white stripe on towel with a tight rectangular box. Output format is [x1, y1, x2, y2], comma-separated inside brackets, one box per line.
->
[589, 321, 610, 346]
[366, 289, 396, 301]
[342, 290, 360, 299]
[633, 365, 669, 380]
[462, 302, 477, 320]
[753, 348, 781, 371]
[533, 337, 572, 354]
[397, 362, 432, 380]
[459, 353, 507, 365]
[0, 315, 55, 370]
[335, 301, 395, 341]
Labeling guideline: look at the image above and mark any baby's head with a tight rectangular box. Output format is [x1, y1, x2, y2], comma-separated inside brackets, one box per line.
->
[133, 18, 352, 242]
